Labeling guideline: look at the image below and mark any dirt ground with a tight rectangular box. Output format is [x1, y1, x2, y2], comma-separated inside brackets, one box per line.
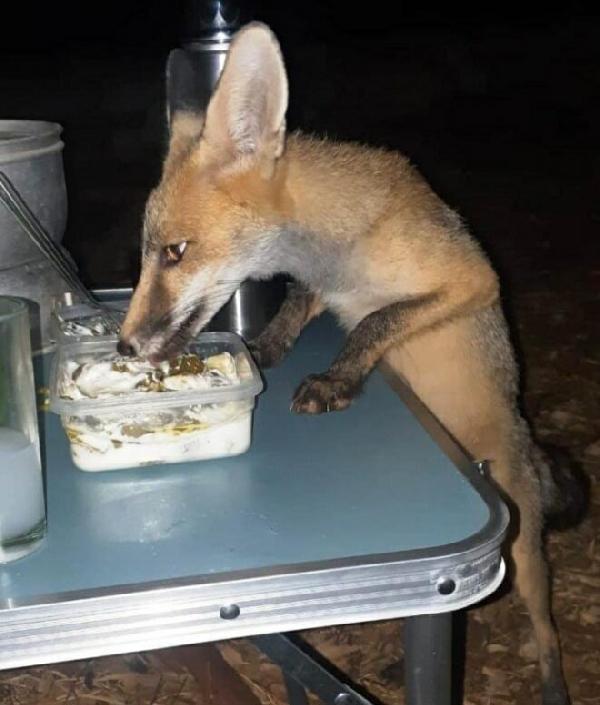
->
[0, 8, 598, 705]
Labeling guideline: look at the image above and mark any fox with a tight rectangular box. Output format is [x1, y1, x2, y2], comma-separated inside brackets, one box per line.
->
[119, 22, 583, 705]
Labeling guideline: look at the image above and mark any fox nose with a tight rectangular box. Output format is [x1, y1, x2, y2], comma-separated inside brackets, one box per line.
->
[117, 338, 136, 357]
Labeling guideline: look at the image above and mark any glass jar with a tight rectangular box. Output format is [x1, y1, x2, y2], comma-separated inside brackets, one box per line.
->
[0, 297, 46, 562]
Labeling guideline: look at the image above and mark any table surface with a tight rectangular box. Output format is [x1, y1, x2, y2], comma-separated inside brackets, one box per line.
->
[2, 317, 498, 603]
[0, 315, 507, 670]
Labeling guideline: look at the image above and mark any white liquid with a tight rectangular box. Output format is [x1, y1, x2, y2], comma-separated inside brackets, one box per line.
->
[0, 428, 45, 552]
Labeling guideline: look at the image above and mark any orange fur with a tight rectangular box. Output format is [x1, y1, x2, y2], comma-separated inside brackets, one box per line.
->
[120, 24, 574, 705]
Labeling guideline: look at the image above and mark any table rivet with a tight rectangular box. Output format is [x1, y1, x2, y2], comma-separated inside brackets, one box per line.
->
[437, 578, 456, 595]
[219, 604, 240, 620]
[334, 694, 353, 705]
[475, 459, 490, 477]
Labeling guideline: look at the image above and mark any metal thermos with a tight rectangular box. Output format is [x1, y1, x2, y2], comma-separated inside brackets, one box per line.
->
[166, 0, 287, 342]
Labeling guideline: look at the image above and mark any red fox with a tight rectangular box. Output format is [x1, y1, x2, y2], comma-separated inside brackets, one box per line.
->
[119, 23, 582, 705]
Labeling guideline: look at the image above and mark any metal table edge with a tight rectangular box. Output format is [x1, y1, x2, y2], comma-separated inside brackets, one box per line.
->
[0, 550, 506, 670]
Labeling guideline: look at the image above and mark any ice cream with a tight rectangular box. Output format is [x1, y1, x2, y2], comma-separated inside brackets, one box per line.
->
[52, 342, 261, 471]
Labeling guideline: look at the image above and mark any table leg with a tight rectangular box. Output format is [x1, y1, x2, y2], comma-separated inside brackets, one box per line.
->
[252, 634, 373, 705]
[283, 672, 310, 705]
[404, 613, 452, 705]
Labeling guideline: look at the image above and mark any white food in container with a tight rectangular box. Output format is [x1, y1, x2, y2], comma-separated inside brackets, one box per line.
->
[49, 333, 263, 471]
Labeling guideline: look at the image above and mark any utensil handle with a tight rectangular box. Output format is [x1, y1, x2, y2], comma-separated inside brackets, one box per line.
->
[0, 172, 120, 333]
[0, 172, 78, 273]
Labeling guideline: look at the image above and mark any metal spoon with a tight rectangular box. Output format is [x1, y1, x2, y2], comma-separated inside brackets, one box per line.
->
[0, 171, 120, 334]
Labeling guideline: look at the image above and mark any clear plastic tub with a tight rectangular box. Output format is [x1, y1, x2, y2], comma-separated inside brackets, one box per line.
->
[49, 333, 263, 472]
[51, 296, 128, 344]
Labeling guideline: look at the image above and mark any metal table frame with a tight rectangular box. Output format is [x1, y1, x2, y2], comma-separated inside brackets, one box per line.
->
[0, 290, 508, 705]
[254, 619, 452, 705]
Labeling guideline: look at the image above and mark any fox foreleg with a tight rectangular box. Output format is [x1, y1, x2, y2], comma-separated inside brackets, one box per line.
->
[291, 276, 499, 414]
[249, 282, 324, 367]
[291, 292, 442, 413]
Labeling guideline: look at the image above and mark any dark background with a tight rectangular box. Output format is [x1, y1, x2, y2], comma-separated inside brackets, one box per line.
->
[2, 1, 598, 290]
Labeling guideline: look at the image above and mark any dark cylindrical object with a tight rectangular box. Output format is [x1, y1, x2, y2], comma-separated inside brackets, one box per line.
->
[166, 0, 235, 123]
[166, 1, 285, 341]
[207, 276, 288, 342]
[181, 0, 247, 44]
[404, 614, 453, 705]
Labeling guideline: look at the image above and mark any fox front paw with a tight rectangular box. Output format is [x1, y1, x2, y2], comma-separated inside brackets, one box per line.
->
[291, 373, 360, 414]
[248, 337, 291, 368]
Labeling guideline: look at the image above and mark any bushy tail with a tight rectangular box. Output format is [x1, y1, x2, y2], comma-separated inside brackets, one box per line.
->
[534, 442, 589, 530]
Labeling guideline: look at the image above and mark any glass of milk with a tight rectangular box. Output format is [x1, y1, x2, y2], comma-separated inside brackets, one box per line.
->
[0, 297, 46, 563]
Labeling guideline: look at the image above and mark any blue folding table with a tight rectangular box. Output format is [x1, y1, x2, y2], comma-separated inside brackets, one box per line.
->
[0, 311, 507, 705]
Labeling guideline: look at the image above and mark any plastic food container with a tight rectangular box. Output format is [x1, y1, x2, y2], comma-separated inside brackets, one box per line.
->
[51, 298, 127, 344]
[49, 333, 263, 471]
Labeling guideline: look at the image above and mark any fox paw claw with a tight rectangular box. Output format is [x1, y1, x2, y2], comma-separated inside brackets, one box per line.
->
[248, 339, 290, 368]
[291, 373, 359, 414]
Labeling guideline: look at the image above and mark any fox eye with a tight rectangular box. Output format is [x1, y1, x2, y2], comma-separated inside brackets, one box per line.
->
[161, 241, 188, 267]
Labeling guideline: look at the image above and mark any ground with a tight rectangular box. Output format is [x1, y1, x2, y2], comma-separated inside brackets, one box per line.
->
[1, 8, 599, 705]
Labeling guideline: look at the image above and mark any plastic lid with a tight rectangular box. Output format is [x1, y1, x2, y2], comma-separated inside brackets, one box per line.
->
[49, 331, 263, 415]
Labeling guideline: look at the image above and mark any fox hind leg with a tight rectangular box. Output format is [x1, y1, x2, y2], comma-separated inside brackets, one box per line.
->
[380, 310, 571, 704]
[507, 453, 570, 705]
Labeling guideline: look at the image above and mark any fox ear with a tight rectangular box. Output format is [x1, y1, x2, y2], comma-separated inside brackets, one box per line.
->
[164, 111, 205, 174]
[201, 23, 288, 172]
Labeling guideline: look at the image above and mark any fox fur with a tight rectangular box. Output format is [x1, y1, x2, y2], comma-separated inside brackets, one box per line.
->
[120, 23, 583, 705]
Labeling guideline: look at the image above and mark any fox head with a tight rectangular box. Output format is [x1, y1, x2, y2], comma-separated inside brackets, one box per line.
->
[119, 23, 290, 361]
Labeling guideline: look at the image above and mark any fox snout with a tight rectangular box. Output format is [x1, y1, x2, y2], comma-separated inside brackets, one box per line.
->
[119, 298, 209, 362]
